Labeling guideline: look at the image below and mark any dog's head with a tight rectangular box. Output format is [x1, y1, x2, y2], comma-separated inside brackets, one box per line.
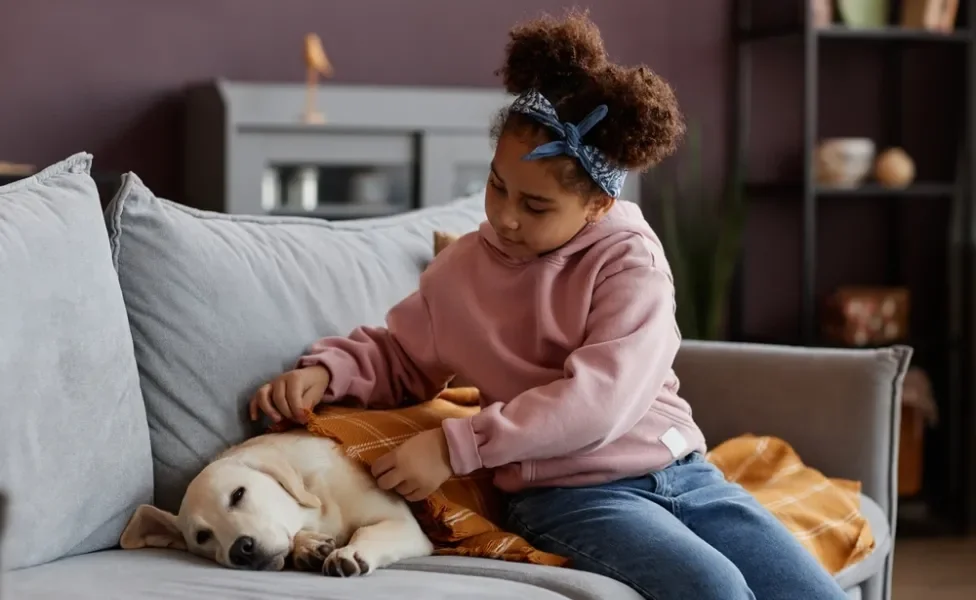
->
[120, 449, 321, 570]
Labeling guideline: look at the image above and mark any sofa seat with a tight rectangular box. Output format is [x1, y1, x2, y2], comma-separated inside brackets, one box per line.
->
[2, 548, 641, 600]
[3, 494, 889, 600]
[837, 493, 891, 593]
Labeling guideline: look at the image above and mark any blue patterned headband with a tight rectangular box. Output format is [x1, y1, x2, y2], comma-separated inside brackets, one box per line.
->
[509, 89, 627, 198]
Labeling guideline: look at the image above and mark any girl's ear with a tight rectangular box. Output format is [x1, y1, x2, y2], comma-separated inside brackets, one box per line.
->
[586, 195, 615, 222]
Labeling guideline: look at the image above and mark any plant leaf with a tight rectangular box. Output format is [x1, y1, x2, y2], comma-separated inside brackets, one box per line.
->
[651, 121, 746, 341]
[659, 183, 699, 339]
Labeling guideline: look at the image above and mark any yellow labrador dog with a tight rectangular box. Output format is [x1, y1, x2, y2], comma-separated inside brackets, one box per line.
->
[119, 430, 434, 576]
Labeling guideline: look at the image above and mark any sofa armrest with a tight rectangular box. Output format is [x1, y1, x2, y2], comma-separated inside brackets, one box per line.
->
[673, 340, 911, 523]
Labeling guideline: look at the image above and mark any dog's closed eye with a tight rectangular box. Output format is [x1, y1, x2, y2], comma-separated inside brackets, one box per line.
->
[230, 486, 246, 508]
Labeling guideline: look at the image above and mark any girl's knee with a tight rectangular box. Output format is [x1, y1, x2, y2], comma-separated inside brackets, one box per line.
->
[679, 557, 755, 600]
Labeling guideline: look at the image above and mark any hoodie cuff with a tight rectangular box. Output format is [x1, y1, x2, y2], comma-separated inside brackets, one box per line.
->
[296, 349, 346, 401]
[442, 416, 483, 476]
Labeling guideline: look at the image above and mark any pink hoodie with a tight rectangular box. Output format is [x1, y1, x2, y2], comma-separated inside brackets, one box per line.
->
[298, 199, 706, 492]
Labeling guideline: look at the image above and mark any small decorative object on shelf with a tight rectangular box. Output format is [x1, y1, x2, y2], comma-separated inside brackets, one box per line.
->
[874, 147, 916, 188]
[0, 161, 34, 176]
[349, 171, 390, 206]
[261, 167, 281, 211]
[811, 0, 833, 28]
[821, 285, 910, 347]
[286, 167, 320, 212]
[899, 367, 939, 497]
[302, 33, 334, 124]
[837, 0, 888, 28]
[901, 0, 959, 32]
[814, 138, 875, 188]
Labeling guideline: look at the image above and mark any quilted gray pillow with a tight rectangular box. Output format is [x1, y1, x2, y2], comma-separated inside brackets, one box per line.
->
[105, 174, 485, 512]
[0, 154, 153, 570]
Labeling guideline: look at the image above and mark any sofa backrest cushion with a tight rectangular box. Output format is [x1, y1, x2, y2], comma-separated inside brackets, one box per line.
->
[0, 154, 153, 570]
[105, 174, 485, 512]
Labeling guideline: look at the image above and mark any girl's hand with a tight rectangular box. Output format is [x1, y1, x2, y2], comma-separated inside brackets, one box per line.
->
[372, 428, 454, 502]
[249, 365, 331, 424]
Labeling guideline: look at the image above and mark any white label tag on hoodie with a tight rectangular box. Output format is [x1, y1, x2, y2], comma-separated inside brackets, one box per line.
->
[660, 427, 688, 459]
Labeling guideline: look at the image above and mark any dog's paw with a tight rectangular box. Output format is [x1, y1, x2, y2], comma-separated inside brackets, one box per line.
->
[323, 547, 372, 577]
[290, 531, 338, 573]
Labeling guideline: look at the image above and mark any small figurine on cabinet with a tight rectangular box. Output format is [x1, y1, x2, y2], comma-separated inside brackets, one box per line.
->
[302, 33, 334, 124]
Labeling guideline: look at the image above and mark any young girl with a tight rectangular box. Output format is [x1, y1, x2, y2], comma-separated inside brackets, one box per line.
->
[250, 10, 848, 600]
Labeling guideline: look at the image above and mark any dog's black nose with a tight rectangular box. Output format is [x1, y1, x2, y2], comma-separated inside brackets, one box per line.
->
[229, 536, 256, 567]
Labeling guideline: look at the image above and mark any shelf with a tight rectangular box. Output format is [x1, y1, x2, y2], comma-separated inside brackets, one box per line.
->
[818, 25, 972, 43]
[744, 182, 956, 198]
[732, 3, 974, 537]
[738, 24, 972, 43]
[816, 182, 956, 197]
[269, 203, 406, 220]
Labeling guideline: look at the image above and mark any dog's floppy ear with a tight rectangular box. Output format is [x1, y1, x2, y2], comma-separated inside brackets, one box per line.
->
[241, 451, 321, 509]
[120, 504, 186, 550]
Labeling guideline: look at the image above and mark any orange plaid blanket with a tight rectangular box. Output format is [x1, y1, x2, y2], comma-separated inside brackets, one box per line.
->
[706, 434, 876, 574]
[292, 388, 875, 573]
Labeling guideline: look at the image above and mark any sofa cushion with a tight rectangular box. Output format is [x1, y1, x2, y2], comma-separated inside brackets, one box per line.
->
[0, 154, 153, 570]
[2, 549, 642, 600]
[834, 494, 891, 591]
[105, 174, 486, 512]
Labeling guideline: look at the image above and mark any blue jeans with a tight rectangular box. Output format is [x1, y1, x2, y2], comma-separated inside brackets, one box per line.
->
[505, 452, 848, 600]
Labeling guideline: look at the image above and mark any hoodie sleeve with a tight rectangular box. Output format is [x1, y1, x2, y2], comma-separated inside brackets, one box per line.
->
[441, 264, 680, 475]
[297, 289, 453, 409]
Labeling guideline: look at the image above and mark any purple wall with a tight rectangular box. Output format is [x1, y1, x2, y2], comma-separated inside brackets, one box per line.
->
[0, 0, 731, 198]
[0, 0, 955, 342]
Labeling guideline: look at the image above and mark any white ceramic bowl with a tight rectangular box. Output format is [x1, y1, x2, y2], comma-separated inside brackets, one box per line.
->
[815, 138, 876, 188]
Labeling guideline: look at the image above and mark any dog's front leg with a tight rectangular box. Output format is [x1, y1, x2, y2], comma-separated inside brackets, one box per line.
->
[323, 518, 434, 577]
[289, 529, 338, 572]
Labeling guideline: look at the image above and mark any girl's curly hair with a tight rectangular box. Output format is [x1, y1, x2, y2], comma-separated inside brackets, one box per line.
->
[492, 9, 685, 198]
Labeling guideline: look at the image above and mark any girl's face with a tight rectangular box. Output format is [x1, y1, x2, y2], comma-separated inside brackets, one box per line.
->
[485, 129, 614, 259]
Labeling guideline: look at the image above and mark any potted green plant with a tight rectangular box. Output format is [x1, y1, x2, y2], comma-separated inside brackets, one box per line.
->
[654, 125, 746, 341]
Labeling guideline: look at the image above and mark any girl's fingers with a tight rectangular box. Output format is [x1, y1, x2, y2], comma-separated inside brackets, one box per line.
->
[405, 488, 430, 502]
[272, 379, 293, 420]
[375, 466, 405, 491]
[397, 481, 420, 498]
[256, 386, 281, 422]
[371, 452, 396, 478]
[248, 394, 259, 421]
[286, 380, 306, 424]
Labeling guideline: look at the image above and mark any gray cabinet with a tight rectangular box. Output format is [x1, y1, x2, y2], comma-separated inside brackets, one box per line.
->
[184, 80, 640, 219]
[420, 133, 495, 205]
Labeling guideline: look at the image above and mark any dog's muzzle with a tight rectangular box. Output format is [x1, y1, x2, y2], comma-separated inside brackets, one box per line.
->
[228, 535, 286, 571]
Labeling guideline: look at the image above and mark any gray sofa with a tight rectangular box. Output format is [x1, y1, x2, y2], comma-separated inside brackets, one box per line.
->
[0, 154, 908, 600]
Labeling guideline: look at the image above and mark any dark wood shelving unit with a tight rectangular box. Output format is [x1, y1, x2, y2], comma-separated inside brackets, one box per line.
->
[739, 19, 973, 42]
[746, 181, 957, 197]
[730, 0, 976, 539]
[818, 23, 973, 42]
